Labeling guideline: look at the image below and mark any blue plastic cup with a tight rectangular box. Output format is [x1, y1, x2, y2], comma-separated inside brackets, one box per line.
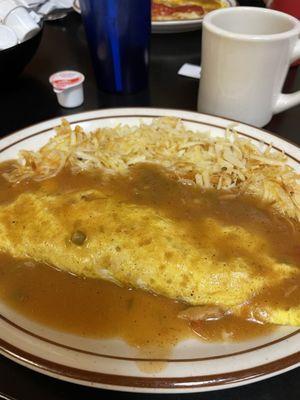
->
[79, 0, 151, 94]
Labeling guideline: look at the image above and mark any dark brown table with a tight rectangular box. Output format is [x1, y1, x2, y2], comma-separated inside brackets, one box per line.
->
[0, 2, 299, 399]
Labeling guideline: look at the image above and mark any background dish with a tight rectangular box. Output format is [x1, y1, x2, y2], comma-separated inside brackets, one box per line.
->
[152, 0, 237, 33]
[73, 0, 237, 33]
[0, 26, 43, 85]
[0, 108, 299, 393]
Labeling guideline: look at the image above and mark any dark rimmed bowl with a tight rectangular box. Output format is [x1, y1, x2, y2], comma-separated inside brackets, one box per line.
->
[0, 26, 43, 84]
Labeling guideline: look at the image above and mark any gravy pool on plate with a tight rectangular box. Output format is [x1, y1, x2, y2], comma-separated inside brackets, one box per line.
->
[0, 165, 282, 348]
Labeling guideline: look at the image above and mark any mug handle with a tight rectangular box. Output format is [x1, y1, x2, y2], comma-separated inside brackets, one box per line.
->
[273, 39, 300, 114]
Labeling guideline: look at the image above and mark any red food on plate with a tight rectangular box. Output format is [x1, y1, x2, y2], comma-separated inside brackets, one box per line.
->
[152, 3, 204, 19]
[152, 0, 224, 21]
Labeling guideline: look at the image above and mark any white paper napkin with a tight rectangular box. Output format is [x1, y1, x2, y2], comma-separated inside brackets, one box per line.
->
[178, 63, 201, 79]
[18, 0, 73, 16]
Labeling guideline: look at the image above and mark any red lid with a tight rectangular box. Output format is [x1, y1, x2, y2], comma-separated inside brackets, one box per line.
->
[49, 70, 85, 91]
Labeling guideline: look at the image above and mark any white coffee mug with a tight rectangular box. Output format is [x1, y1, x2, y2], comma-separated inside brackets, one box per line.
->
[197, 7, 300, 127]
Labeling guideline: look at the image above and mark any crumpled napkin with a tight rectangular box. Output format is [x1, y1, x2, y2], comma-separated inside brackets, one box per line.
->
[18, 0, 74, 18]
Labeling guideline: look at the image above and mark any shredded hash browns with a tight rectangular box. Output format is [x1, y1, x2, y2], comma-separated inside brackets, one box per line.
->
[3, 117, 300, 221]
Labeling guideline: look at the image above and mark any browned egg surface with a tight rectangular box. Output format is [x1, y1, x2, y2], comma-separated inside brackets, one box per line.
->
[0, 162, 299, 351]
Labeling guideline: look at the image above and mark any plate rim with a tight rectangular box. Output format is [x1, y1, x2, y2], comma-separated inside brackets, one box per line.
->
[0, 338, 299, 393]
[0, 107, 299, 393]
[0, 311, 298, 363]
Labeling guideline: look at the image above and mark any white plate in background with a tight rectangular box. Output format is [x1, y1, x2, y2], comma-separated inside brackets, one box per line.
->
[73, 0, 238, 34]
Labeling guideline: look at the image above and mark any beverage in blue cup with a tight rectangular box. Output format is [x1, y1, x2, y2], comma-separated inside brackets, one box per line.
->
[79, 0, 151, 94]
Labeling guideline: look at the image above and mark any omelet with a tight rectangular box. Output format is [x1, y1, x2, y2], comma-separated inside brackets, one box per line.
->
[0, 187, 299, 326]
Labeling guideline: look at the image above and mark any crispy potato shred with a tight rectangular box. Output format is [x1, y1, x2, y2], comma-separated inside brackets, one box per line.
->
[3, 117, 300, 221]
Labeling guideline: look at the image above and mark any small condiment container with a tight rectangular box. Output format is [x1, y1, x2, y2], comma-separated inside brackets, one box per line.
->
[0, 24, 17, 50]
[0, 0, 40, 42]
[49, 70, 85, 108]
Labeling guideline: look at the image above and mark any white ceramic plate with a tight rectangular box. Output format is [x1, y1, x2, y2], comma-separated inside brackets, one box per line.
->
[152, 0, 237, 33]
[0, 108, 299, 393]
[73, 0, 237, 34]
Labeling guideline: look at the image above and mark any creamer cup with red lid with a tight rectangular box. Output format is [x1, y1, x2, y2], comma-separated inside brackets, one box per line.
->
[49, 70, 85, 108]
